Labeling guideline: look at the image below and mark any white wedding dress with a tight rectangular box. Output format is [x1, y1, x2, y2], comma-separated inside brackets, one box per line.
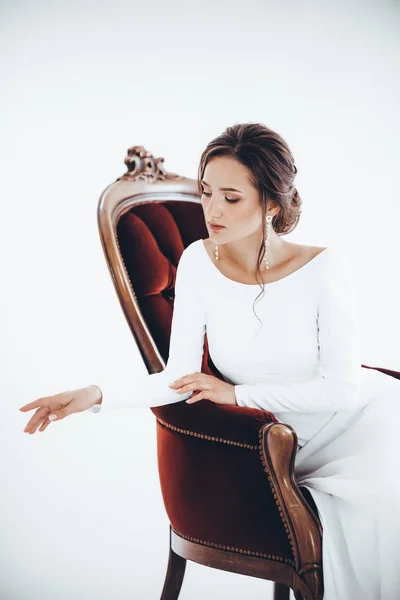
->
[92, 238, 400, 599]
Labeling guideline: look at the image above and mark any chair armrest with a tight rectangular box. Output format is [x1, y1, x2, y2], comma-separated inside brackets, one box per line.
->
[261, 422, 323, 599]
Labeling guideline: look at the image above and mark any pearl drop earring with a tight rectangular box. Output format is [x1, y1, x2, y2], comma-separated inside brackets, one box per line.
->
[264, 214, 273, 270]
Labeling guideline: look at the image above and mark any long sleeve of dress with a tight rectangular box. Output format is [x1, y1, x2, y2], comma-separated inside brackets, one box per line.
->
[89, 244, 206, 411]
[234, 251, 363, 413]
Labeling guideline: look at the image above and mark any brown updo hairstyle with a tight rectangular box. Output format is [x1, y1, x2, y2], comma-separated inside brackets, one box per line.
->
[197, 122, 302, 327]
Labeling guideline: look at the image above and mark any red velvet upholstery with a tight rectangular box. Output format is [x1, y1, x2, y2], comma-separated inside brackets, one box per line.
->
[156, 421, 294, 564]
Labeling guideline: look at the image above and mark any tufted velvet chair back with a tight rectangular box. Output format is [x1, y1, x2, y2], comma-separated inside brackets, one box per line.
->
[117, 200, 216, 373]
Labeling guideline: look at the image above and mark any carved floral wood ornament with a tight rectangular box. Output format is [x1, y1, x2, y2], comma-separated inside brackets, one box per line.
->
[120, 145, 181, 183]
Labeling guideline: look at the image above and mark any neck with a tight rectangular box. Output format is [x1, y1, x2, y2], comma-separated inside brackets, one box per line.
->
[223, 230, 289, 274]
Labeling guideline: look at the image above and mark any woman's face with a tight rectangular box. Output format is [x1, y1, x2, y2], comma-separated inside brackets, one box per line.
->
[200, 156, 270, 243]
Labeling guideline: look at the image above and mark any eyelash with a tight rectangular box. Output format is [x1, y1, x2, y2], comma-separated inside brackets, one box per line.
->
[201, 191, 239, 204]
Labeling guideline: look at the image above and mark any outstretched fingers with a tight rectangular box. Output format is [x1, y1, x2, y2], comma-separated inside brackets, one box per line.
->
[23, 407, 51, 434]
[19, 397, 46, 412]
[38, 417, 52, 433]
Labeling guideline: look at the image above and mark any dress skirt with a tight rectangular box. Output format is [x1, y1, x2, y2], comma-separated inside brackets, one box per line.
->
[294, 368, 400, 599]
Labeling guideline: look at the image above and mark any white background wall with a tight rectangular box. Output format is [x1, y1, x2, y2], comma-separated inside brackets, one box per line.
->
[2, 0, 399, 598]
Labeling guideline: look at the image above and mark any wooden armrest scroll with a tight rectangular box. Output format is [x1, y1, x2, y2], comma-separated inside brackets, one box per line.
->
[260, 422, 323, 600]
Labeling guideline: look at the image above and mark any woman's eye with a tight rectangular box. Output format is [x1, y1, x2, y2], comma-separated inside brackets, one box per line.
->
[201, 191, 239, 204]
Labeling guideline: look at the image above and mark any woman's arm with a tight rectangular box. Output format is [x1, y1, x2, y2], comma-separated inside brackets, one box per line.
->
[234, 250, 363, 412]
[91, 244, 206, 412]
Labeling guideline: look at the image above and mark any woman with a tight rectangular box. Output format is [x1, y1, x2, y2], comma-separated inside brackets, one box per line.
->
[20, 123, 400, 599]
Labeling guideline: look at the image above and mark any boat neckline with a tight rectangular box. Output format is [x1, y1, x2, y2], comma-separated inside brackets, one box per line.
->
[199, 239, 330, 287]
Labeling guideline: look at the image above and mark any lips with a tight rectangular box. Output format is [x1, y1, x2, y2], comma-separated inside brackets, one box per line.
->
[208, 223, 225, 230]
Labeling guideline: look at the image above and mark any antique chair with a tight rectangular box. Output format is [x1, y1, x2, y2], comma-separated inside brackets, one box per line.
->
[96, 146, 400, 600]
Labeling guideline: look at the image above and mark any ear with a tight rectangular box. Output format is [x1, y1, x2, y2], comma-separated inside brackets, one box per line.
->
[266, 199, 280, 215]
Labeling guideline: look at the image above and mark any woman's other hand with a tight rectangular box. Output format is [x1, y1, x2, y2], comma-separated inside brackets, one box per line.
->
[169, 372, 238, 406]
[19, 385, 102, 434]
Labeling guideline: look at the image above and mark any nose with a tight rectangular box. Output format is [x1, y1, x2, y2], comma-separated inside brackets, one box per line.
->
[203, 193, 223, 220]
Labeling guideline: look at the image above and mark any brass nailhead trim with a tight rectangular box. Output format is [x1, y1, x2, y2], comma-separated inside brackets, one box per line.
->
[156, 417, 258, 449]
[258, 426, 297, 563]
[173, 527, 295, 567]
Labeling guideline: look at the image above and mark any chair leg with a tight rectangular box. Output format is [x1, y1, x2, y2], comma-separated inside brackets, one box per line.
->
[160, 545, 187, 600]
[274, 582, 290, 600]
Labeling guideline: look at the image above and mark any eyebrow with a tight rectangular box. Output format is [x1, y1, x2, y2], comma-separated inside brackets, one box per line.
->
[201, 179, 243, 193]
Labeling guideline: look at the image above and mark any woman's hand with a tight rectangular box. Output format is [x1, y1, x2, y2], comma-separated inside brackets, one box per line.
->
[19, 385, 102, 434]
[169, 372, 237, 406]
